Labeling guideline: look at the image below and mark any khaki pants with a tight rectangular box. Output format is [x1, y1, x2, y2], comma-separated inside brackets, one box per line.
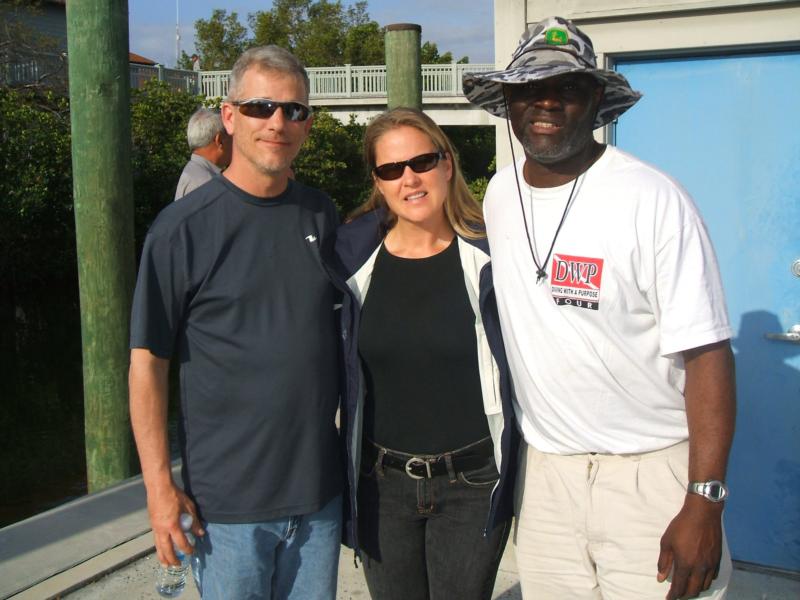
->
[513, 441, 731, 599]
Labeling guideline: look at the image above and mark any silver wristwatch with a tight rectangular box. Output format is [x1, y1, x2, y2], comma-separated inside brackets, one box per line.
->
[687, 480, 728, 503]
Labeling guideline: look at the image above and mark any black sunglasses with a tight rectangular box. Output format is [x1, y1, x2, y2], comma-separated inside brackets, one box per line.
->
[373, 151, 445, 181]
[230, 98, 312, 122]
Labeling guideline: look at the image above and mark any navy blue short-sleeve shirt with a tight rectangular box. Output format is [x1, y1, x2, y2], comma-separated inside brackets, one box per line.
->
[130, 176, 342, 523]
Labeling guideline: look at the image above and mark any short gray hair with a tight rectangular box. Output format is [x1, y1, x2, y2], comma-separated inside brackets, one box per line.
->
[186, 108, 224, 150]
[227, 46, 310, 101]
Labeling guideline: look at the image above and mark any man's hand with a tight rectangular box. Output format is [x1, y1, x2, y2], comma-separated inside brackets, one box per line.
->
[657, 491, 724, 599]
[147, 482, 204, 567]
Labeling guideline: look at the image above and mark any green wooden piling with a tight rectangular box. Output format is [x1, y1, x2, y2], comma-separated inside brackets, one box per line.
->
[66, 0, 135, 492]
[385, 24, 422, 110]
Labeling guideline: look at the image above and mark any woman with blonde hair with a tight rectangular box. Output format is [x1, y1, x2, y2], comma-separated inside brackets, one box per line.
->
[335, 108, 519, 600]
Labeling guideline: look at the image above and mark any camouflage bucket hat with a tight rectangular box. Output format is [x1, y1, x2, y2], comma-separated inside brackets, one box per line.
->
[463, 16, 642, 129]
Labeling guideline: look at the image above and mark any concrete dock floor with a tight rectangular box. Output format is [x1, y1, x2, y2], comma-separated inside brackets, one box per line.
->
[64, 541, 800, 600]
[3, 469, 797, 600]
[63, 541, 523, 600]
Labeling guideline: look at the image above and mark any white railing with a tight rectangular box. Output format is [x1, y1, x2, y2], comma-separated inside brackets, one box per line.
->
[129, 64, 199, 94]
[2, 58, 198, 93]
[199, 70, 230, 99]
[2, 58, 42, 86]
[421, 63, 493, 96]
[200, 63, 496, 99]
[4, 60, 496, 101]
[1, 52, 66, 87]
[307, 64, 388, 97]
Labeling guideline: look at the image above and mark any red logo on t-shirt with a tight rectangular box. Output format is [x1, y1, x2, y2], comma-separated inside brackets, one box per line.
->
[550, 254, 604, 310]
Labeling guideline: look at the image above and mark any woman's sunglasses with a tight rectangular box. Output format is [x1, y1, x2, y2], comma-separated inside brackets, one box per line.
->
[230, 98, 313, 122]
[373, 151, 445, 181]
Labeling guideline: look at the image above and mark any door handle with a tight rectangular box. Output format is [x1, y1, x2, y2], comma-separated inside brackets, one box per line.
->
[765, 324, 800, 343]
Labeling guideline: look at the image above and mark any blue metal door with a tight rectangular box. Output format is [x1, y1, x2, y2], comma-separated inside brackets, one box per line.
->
[615, 52, 800, 571]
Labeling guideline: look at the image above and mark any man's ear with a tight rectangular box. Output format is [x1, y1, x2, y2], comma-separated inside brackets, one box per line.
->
[220, 103, 235, 135]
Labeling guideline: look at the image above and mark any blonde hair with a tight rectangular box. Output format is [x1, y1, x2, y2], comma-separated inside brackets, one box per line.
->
[351, 107, 485, 239]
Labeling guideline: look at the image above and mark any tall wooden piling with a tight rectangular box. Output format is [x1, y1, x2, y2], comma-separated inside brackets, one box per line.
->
[65, 0, 135, 491]
[385, 23, 422, 110]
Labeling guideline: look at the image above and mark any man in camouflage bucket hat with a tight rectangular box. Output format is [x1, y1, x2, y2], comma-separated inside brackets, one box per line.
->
[465, 16, 735, 600]
[463, 15, 641, 127]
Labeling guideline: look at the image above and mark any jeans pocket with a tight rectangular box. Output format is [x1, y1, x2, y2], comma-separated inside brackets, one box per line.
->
[458, 460, 499, 488]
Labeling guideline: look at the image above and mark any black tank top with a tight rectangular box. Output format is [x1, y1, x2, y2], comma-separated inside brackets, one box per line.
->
[358, 239, 490, 454]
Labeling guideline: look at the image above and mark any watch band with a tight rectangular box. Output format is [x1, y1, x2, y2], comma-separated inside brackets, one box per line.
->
[687, 480, 728, 503]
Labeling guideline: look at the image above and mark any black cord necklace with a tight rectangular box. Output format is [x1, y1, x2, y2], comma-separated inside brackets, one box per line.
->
[526, 174, 580, 284]
[503, 112, 582, 285]
[503, 91, 593, 285]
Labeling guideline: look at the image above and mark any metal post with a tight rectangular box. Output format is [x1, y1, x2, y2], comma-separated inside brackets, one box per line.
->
[385, 23, 421, 110]
[66, 0, 135, 492]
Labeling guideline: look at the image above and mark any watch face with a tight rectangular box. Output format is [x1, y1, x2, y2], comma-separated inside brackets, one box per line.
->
[708, 482, 725, 499]
[690, 480, 728, 502]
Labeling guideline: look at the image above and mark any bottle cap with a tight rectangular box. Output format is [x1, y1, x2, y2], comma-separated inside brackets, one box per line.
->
[179, 513, 193, 532]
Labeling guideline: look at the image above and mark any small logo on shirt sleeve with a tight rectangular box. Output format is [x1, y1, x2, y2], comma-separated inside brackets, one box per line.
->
[304, 234, 318, 243]
[550, 254, 604, 310]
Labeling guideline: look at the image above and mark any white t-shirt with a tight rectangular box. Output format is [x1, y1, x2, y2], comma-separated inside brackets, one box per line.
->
[484, 146, 731, 455]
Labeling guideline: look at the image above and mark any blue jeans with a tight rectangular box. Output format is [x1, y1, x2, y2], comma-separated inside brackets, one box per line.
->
[358, 442, 510, 600]
[191, 494, 342, 600]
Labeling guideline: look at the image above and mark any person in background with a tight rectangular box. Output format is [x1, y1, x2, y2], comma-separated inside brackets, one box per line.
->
[334, 107, 519, 600]
[464, 15, 735, 600]
[173, 108, 232, 200]
[130, 45, 348, 600]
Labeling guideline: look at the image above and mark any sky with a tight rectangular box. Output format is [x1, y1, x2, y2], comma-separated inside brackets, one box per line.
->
[128, 0, 494, 68]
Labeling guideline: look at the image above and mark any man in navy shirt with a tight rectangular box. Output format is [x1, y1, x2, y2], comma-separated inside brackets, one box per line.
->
[129, 46, 344, 600]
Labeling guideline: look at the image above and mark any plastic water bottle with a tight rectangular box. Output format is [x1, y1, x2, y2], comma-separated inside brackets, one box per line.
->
[155, 513, 194, 598]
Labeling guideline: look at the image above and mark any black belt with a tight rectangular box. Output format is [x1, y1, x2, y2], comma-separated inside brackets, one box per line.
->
[363, 437, 494, 480]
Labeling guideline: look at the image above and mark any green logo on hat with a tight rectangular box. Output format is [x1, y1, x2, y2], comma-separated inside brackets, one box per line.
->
[545, 28, 569, 45]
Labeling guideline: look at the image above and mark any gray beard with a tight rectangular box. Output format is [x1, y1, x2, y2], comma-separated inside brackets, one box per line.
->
[521, 125, 593, 165]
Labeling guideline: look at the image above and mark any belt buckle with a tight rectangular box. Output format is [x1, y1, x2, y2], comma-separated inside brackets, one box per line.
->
[404, 457, 432, 479]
